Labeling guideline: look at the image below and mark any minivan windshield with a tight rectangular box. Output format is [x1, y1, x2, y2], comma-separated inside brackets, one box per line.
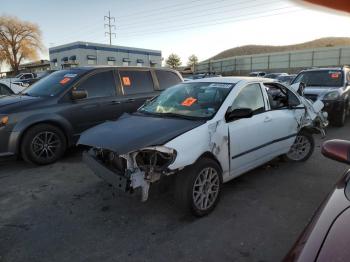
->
[138, 82, 234, 119]
[293, 70, 344, 87]
[22, 70, 83, 97]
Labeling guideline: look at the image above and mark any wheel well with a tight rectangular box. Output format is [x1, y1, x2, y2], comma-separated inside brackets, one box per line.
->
[197, 151, 223, 173]
[18, 121, 70, 154]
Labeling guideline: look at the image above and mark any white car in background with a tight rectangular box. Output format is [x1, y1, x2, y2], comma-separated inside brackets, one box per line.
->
[79, 77, 328, 216]
[0, 80, 26, 95]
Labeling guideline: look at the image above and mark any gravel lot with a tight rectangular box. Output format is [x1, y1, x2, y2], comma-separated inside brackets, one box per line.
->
[1, 123, 350, 262]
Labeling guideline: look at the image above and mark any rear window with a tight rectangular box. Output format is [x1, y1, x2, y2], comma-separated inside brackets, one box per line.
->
[155, 70, 182, 90]
[119, 70, 154, 95]
[293, 70, 344, 87]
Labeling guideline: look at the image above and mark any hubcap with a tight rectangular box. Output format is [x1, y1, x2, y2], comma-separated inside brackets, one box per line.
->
[31, 131, 61, 160]
[287, 135, 311, 161]
[192, 167, 220, 211]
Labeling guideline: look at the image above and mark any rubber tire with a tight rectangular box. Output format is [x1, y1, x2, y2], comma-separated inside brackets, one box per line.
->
[332, 104, 347, 127]
[174, 157, 222, 217]
[284, 131, 315, 162]
[21, 124, 67, 165]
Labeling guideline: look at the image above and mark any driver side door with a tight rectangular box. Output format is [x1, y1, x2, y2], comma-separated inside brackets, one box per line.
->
[228, 83, 276, 178]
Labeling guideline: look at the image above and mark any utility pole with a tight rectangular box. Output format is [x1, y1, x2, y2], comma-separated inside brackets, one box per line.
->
[104, 11, 116, 45]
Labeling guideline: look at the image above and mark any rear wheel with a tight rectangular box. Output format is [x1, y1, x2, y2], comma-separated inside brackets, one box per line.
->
[285, 131, 314, 162]
[174, 157, 222, 217]
[21, 124, 67, 165]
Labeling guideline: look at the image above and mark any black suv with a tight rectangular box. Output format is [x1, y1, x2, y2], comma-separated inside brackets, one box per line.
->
[0, 67, 182, 164]
[291, 66, 350, 126]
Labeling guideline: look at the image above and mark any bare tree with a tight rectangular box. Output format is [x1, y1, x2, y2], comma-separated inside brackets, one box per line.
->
[0, 16, 44, 74]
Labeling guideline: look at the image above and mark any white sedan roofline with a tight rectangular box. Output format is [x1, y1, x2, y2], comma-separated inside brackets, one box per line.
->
[185, 76, 276, 84]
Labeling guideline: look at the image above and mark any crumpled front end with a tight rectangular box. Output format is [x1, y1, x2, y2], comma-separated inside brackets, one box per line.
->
[298, 96, 329, 137]
[83, 146, 177, 201]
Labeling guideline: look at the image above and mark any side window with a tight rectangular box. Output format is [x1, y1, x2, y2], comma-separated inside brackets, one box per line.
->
[232, 83, 265, 114]
[155, 70, 181, 90]
[119, 70, 154, 95]
[265, 83, 300, 109]
[0, 84, 12, 95]
[76, 70, 116, 98]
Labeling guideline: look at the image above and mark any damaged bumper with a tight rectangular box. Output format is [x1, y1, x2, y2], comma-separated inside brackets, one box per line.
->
[83, 151, 129, 191]
[82, 147, 177, 201]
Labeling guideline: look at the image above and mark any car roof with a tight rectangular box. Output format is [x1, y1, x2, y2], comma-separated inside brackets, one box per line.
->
[186, 76, 274, 84]
[71, 66, 179, 74]
[300, 67, 343, 72]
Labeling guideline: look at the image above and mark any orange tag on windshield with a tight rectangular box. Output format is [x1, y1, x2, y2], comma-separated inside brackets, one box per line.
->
[60, 77, 71, 85]
[181, 97, 197, 107]
[122, 76, 131, 86]
[331, 73, 340, 78]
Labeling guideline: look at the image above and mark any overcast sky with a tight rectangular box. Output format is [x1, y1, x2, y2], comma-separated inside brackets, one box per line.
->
[1, 0, 350, 64]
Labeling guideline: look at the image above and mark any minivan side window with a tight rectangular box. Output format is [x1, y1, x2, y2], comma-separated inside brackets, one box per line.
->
[76, 70, 116, 98]
[0, 84, 12, 95]
[155, 70, 181, 90]
[231, 83, 265, 114]
[119, 70, 154, 95]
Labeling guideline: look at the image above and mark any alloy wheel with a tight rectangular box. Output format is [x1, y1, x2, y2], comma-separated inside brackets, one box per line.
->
[31, 131, 61, 160]
[286, 135, 311, 161]
[192, 167, 220, 211]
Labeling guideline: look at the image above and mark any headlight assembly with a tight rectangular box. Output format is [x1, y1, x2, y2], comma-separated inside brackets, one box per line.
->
[324, 91, 340, 100]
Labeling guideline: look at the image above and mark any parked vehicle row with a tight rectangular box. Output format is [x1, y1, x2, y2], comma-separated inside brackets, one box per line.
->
[0, 67, 182, 164]
[78, 77, 328, 216]
[292, 66, 350, 127]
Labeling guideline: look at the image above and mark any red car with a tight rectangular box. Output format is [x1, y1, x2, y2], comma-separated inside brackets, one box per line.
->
[284, 139, 350, 261]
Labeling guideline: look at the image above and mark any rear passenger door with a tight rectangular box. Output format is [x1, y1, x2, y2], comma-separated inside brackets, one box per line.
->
[67, 69, 122, 134]
[117, 69, 157, 113]
[155, 70, 182, 90]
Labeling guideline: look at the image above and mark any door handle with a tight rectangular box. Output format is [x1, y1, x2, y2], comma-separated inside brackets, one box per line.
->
[264, 116, 272, 122]
[109, 100, 121, 105]
[125, 99, 135, 103]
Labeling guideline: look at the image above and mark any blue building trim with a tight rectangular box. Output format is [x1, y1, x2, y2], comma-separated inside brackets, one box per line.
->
[49, 44, 161, 56]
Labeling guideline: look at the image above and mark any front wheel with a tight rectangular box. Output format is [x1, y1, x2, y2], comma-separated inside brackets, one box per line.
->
[21, 124, 67, 165]
[174, 157, 222, 217]
[284, 131, 314, 162]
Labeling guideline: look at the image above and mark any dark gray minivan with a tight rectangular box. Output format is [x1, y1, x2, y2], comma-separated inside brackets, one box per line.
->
[0, 66, 182, 165]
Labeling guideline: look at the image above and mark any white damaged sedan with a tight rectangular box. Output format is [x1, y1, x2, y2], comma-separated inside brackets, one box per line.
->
[78, 77, 328, 216]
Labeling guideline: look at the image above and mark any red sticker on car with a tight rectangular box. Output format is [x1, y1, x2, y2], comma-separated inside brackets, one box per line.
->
[181, 97, 197, 107]
[331, 73, 340, 78]
[60, 77, 71, 85]
[122, 76, 131, 86]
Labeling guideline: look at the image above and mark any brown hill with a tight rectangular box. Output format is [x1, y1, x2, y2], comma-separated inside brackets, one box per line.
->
[208, 37, 350, 61]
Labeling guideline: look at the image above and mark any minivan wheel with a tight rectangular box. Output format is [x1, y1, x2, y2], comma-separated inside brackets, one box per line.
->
[21, 124, 67, 165]
[285, 131, 314, 162]
[332, 104, 347, 127]
[174, 157, 222, 217]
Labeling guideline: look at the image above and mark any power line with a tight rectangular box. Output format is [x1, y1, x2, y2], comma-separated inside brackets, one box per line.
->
[117, 0, 287, 31]
[116, 6, 301, 38]
[104, 11, 116, 45]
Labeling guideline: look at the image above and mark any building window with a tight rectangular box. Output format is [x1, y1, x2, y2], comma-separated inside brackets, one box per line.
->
[123, 58, 131, 67]
[107, 57, 115, 66]
[87, 55, 97, 65]
[137, 59, 144, 67]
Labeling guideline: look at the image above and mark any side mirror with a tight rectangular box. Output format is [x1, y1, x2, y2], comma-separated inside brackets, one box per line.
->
[71, 89, 87, 100]
[322, 139, 350, 164]
[225, 107, 253, 122]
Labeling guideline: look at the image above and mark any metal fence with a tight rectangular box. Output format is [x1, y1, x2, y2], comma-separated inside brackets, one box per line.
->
[195, 46, 350, 75]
